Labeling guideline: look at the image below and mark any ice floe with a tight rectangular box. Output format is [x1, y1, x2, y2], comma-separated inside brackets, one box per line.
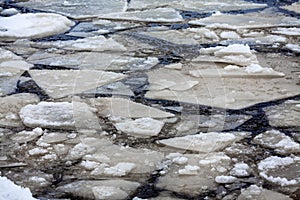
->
[237, 185, 292, 200]
[258, 156, 300, 186]
[264, 100, 300, 128]
[20, 101, 101, 130]
[57, 180, 140, 200]
[0, 93, 39, 128]
[41, 36, 127, 52]
[27, 70, 126, 98]
[66, 137, 164, 176]
[189, 13, 300, 29]
[98, 8, 183, 23]
[17, 0, 127, 19]
[0, 176, 36, 200]
[145, 63, 296, 109]
[0, 48, 33, 95]
[157, 152, 232, 196]
[10, 127, 43, 144]
[157, 132, 247, 153]
[282, 2, 300, 14]
[253, 130, 300, 154]
[128, 0, 267, 13]
[91, 97, 174, 118]
[114, 117, 165, 138]
[0, 13, 74, 41]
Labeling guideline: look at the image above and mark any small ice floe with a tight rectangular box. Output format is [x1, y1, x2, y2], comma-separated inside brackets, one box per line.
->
[20, 101, 101, 130]
[258, 156, 300, 186]
[114, 117, 165, 138]
[253, 130, 300, 154]
[285, 44, 300, 53]
[238, 185, 292, 200]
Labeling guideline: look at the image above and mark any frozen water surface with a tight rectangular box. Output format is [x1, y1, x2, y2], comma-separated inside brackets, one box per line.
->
[0, 0, 300, 199]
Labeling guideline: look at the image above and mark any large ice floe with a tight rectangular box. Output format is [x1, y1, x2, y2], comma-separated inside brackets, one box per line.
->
[128, 0, 267, 12]
[189, 12, 300, 29]
[0, 13, 74, 41]
[157, 132, 248, 153]
[145, 44, 299, 109]
[17, 0, 127, 19]
[27, 70, 126, 98]
[98, 8, 183, 22]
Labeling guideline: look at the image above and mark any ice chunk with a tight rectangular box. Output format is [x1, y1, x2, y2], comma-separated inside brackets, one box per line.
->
[114, 117, 165, 138]
[215, 175, 237, 183]
[0, 176, 36, 200]
[230, 163, 250, 177]
[0, 13, 74, 41]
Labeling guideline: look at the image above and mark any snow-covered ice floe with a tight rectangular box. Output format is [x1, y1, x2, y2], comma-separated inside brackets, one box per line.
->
[0, 13, 74, 41]
[0, 176, 36, 200]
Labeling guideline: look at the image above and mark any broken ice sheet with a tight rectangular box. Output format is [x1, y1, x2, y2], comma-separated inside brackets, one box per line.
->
[189, 12, 300, 29]
[98, 8, 184, 23]
[17, 0, 127, 20]
[0, 13, 74, 41]
[0, 93, 39, 128]
[28, 70, 126, 98]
